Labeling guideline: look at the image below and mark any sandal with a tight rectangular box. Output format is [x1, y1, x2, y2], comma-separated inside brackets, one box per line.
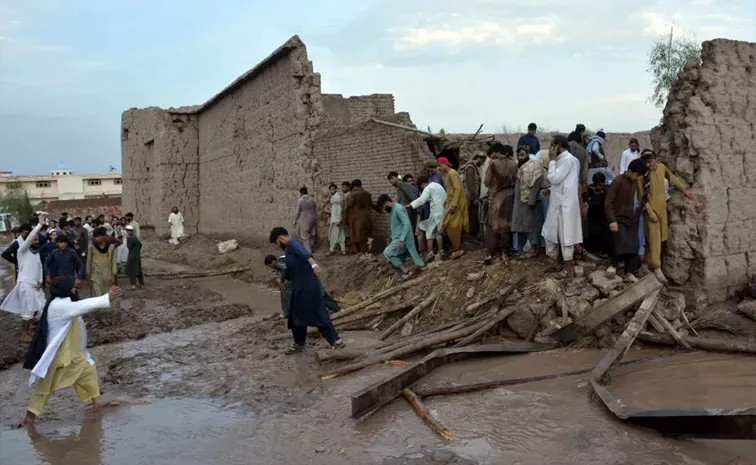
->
[332, 339, 346, 349]
[284, 344, 305, 355]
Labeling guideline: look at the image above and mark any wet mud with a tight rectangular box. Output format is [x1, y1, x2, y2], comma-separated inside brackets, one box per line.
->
[1, 250, 755, 464]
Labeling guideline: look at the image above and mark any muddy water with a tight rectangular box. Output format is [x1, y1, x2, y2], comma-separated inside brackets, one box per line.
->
[2, 342, 754, 464]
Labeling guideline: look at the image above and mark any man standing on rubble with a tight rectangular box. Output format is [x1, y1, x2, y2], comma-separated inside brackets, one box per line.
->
[388, 171, 419, 249]
[638, 149, 692, 284]
[409, 175, 447, 262]
[461, 154, 485, 238]
[437, 157, 468, 254]
[377, 194, 425, 281]
[542, 135, 583, 277]
[512, 145, 545, 258]
[483, 143, 518, 264]
[605, 159, 648, 283]
[293, 187, 317, 253]
[346, 180, 375, 257]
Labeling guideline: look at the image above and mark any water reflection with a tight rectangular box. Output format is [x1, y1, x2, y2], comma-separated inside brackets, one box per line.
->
[27, 415, 103, 465]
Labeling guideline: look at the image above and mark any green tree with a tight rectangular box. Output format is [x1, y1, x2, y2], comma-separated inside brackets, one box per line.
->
[0, 182, 34, 223]
[647, 29, 702, 109]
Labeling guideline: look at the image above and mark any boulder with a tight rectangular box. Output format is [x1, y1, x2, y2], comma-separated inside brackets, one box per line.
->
[217, 239, 238, 254]
[736, 299, 756, 322]
[589, 270, 623, 296]
[580, 286, 601, 302]
[560, 297, 592, 320]
[659, 291, 686, 321]
[506, 306, 538, 339]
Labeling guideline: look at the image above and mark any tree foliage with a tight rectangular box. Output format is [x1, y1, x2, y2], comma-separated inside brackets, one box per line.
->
[647, 33, 702, 109]
[0, 182, 34, 223]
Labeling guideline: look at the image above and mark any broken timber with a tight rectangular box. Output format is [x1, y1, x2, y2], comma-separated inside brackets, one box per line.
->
[349, 342, 557, 418]
[402, 388, 453, 440]
[590, 289, 756, 439]
[552, 274, 662, 343]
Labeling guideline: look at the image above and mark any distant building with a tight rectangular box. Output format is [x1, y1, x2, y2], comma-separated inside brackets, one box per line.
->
[0, 164, 122, 206]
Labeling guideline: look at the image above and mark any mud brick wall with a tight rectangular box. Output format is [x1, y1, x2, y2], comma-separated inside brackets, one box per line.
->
[121, 108, 200, 235]
[652, 39, 756, 306]
[321, 94, 395, 127]
[196, 39, 323, 240]
[314, 118, 435, 240]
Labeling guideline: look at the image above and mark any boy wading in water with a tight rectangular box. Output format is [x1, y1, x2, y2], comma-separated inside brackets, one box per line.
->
[20, 276, 122, 427]
[269, 227, 345, 355]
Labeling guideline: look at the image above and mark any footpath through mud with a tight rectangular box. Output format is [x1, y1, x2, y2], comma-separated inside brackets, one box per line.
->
[0, 241, 754, 464]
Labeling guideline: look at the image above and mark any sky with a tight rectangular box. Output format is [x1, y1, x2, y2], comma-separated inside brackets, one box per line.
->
[1, 0, 755, 175]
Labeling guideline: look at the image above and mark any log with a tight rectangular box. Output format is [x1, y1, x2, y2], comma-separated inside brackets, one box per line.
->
[315, 350, 361, 363]
[402, 388, 452, 440]
[651, 310, 692, 350]
[454, 307, 516, 348]
[332, 276, 428, 321]
[375, 320, 472, 355]
[464, 277, 523, 315]
[321, 320, 490, 379]
[332, 300, 418, 326]
[121, 266, 251, 280]
[646, 312, 666, 333]
[637, 333, 756, 354]
[379, 292, 438, 340]
[465, 295, 499, 315]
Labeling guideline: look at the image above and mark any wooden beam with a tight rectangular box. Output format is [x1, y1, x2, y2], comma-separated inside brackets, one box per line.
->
[552, 274, 662, 343]
[370, 118, 436, 137]
[650, 310, 692, 349]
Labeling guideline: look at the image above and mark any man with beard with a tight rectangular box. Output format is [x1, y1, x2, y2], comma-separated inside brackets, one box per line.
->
[388, 171, 419, 249]
[512, 146, 545, 257]
[542, 136, 583, 277]
[460, 154, 485, 238]
[377, 194, 425, 280]
[1, 218, 46, 341]
[346, 180, 376, 256]
[437, 157, 468, 253]
[619, 137, 641, 174]
[269, 227, 344, 355]
[86, 228, 118, 325]
[605, 159, 648, 283]
[483, 143, 518, 264]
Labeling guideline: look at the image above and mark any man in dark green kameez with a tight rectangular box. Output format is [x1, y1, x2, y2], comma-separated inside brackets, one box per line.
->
[264, 255, 339, 318]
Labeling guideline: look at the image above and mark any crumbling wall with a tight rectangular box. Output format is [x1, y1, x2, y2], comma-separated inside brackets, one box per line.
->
[314, 117, 435, 240]
[321, 93, 395, 126]
[121, 108, 199, 235]
[196, 36, 323, 240]
[652, 39, 756, 307]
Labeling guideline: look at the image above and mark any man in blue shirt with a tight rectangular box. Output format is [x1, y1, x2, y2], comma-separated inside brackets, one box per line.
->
[517, 123, 541, 155]
[44, 233, 85, 291]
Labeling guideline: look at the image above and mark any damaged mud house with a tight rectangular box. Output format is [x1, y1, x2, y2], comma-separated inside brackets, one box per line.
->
[122, 36, 756, 309]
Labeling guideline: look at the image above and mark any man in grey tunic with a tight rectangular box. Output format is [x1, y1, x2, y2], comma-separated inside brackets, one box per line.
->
[293, 187, 317, 252]
[512, 145, 546, 257]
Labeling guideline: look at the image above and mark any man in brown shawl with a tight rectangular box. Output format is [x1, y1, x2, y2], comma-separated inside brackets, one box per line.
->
[346, 179, 376, 256]
[512, 145, 545, 257]
[483, 143, 518, 265]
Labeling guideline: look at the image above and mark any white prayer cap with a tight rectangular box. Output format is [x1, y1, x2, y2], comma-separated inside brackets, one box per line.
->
[125, 225, 135, 231]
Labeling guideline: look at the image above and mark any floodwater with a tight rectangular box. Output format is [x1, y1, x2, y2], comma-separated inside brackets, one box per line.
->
[0, 258, 753, 464]
[1, 342, 754, 465]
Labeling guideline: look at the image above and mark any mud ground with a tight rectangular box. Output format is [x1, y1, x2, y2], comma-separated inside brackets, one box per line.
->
[0, 235, 754, 464]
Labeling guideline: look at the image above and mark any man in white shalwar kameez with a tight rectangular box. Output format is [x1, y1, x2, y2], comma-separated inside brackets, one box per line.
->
[1, 217, 47, 341]
[20, 276, 121, 426]
[408, 175, 447, 261]
[541, 135, 583, 277]
[168, 206, 185, 245]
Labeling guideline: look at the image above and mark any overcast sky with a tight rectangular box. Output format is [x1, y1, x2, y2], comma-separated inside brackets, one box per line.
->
[1, 0, 755, 174]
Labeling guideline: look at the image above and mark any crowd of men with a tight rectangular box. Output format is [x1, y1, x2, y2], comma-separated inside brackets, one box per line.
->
[1, 212, 145, 340]
[292, 122, 692, 285]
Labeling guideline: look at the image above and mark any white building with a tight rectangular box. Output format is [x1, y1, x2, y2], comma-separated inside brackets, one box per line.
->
[0, 165, 122, 206]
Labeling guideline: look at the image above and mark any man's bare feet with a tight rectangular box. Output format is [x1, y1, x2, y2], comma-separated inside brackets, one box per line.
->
[92, 396, 115, 409]
[18, 411, 35, 428]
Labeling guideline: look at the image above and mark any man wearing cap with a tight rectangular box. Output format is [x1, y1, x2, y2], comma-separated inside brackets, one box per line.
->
[619, 138, 641, 174]
[638, 149, 692, 284]
[542, 135, 583, 277]
[437, 156, 469, 253]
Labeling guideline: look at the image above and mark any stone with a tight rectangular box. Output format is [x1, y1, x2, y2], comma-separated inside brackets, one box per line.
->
[580, 286, 601, 302]
[590, 270, 623, 296]
[217, 239, 238, 254]
[608, 290, 620, 298]
[736, 300, 756, 322]
[660, 291, 686, 321]
[577, 261, 598, 273]
[467, 271, 486, 281]
[400, 321, 414, 337]
[466, 287, 475, 299]
[574, 266, 585, 277]
[506, 306, 538, 339]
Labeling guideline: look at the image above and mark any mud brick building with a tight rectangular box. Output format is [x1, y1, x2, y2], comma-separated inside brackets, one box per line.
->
[652, 39, 756, 307]
[121, 35, 433, 244]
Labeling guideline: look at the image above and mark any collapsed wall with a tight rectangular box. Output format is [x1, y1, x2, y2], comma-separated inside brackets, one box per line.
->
[652, 39, 756, 307]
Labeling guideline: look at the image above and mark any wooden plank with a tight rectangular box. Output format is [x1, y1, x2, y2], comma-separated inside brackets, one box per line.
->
[638, 333, 756, 354]
[349, 342, 557, 418]
[379, 292, 438, 340]
[552, 274, 662, 343]
[651, 310, 693, 349]
[591, 289, 660, 383]
[332, 276, 428, 321]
